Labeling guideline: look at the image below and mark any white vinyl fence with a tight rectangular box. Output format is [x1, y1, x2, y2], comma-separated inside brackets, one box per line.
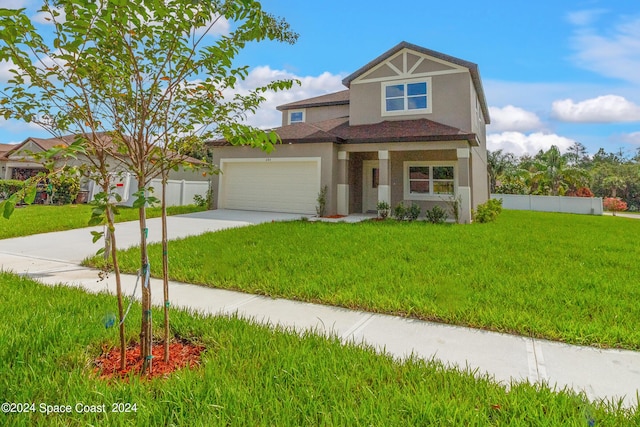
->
[123, 178, 210, 207]
[491, 194, 603, 215]
[85, 174, 210, 207]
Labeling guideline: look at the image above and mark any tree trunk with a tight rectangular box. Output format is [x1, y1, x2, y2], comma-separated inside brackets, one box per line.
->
[139, 186, 152, 375]
[162, 177, 170, 363]
[105, 206, 126, 371]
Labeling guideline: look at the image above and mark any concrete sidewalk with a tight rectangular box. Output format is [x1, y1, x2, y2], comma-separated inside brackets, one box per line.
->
[1, 209, 639, 408]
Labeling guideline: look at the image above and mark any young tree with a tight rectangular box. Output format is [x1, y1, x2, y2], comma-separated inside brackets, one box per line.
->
[0, 0, 298, 374]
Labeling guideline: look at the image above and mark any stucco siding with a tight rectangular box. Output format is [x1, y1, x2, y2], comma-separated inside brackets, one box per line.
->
[211, 142, 336, 213]
[308, 104, 349, 124]
[470, 144, 489, 209]
[349, 72, 473, 131]
[280, 104, 349, 126]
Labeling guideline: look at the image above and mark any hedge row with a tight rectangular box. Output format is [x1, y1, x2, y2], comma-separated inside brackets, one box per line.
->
[0, 179, 25, 200]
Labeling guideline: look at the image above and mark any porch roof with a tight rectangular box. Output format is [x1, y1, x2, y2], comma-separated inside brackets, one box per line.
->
[210, 117, 479, 146]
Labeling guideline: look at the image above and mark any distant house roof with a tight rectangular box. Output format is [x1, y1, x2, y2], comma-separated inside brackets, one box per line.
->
[210, 116, 479, 147]
[341, 41, 490, 124]
[4, 134, 93, 158]
[277, 90, 350, 111]
[5, 133, 206, 165]
[0, 144, 17, 159]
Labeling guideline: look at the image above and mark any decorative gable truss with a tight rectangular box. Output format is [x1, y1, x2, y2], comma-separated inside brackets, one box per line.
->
[350, 48, 469, 118]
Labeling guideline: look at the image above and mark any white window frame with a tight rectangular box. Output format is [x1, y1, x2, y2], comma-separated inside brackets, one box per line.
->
[288, 109, 305, 124]
[381, 77, 432, 117]
[403, 161, 457, 200]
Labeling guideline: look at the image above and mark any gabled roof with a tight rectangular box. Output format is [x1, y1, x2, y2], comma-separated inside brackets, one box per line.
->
[277, 90, 350, 111]
[0, 143, 17, 159]
[4, 134, 84, 158]
[5, 133, 206, 165]
[342, 41, 490, 124]
[210, 117, 479, 146]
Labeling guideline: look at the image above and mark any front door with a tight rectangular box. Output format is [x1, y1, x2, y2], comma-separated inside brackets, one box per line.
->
[362, 160, 379, 213]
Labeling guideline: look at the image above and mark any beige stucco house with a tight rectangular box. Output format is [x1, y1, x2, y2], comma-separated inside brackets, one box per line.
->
[210, 41, 491, 222]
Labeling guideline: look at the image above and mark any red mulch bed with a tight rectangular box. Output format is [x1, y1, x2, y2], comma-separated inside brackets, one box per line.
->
[94, 340, 205, 380]
[322, 215, 346, 219]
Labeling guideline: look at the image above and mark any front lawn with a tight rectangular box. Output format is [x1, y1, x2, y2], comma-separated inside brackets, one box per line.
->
[1, 271, 636, 425]
[0, 204, 206, 239]
[91, 210, 640, 350]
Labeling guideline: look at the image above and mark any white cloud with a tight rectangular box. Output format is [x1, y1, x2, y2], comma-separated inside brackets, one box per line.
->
[488, 105, 543, 132]
[31, 6, 66, 25]
[0, 117, 46, 144]
[0, 60, 18, 83]
[551, 95, 640, 123]
[3, 0, 29, 9]
[484, 79, 640, 112]
[487, 132, 575, 156]
[230, 66, 346, 129]
[620, 132, 640, 145]
[570, 16, 640, 83]
[193, 15, 230, 37]
[566, 9, 607, 26]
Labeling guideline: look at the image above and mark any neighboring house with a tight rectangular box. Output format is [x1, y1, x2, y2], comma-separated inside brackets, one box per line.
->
[0, 143, 17, 180]
[210, 41, 491, 222]
[2, 133, 209, 204]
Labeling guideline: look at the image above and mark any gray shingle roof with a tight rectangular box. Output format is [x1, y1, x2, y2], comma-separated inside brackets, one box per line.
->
[210, 117, 479, 146]
[277, 90, 350, 111]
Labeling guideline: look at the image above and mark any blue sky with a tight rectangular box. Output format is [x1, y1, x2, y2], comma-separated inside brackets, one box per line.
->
[1, 0, 639, 156]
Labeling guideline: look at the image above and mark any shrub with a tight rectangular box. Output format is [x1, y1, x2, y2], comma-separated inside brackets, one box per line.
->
[193, 181, 213, 208]
[603, 197, 627, 216]
[406, 203, 421, 221]
[444, 195, 461, 223]
[376, 201, 390, 219]
[472, 198, 503, 223]
[425, 205, 447, 224]
[316, 185, 328, 217]
[0, 179, 25, 200]
[393, 202, 420, 221]
[575, 187, 594, 198]
[393, 203, 406, 220]
[49, 174, 80, 205]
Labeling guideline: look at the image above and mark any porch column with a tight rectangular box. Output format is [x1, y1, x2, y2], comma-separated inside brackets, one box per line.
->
[337, 151, 349, 215]
[378, 150, 390, 206]
[457, 148, 472, 223]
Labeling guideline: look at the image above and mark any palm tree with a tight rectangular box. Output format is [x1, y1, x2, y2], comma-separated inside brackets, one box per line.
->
[487, 149, 517, 193]
[531, 146, 588, 196]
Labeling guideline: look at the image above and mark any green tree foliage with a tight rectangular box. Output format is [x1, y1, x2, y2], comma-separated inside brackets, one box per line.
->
[487, 149, 516, 193]
[488, 145, 640, 206]
[0, 0, 298, 373]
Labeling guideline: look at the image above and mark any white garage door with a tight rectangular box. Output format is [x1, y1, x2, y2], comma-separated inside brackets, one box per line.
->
[219, 158, 321, 214]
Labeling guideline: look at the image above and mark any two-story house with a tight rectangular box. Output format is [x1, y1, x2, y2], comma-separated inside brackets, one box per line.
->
[210, 41, 490, 222]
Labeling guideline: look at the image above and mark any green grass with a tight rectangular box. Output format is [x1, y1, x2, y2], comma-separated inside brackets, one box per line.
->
[0, 204, 206, 239]
[1, 271, 637, 426]
[91, 210, 640, 350]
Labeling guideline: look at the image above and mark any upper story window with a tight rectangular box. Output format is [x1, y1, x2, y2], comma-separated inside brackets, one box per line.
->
[382, 77, 432, 116]
[288, 110, 305, 124]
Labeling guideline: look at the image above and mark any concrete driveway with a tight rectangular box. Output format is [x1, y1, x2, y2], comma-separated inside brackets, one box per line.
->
[0, 209, 306, 264]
